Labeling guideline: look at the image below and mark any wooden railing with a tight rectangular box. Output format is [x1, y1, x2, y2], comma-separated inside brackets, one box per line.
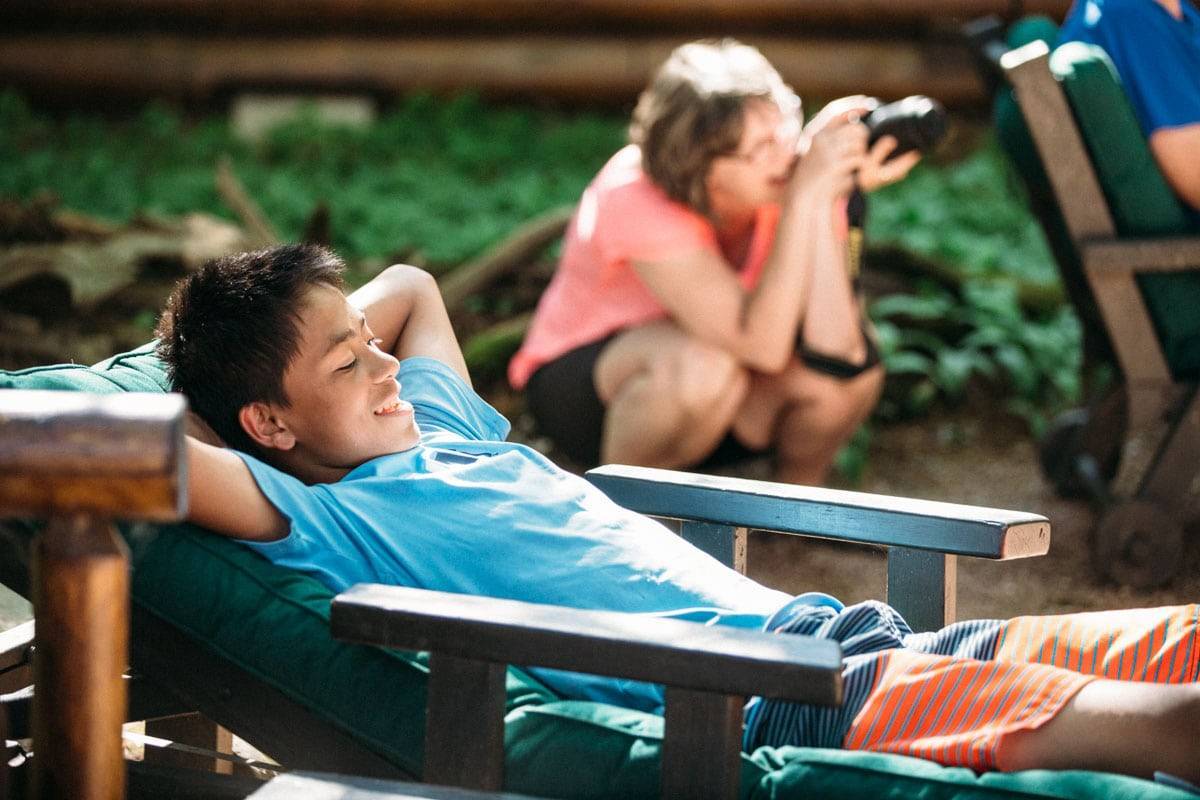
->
[2, 0, 1071, 107]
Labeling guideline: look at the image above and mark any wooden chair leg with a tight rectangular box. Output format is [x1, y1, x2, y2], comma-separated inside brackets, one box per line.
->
[145, 713, 234, 775]
[423, 654, 506, 791]
[887, 548, 957, 632]
[32, 514, 129, 800]
[2, 696, 9, 800]
[662, 688, 744, 800]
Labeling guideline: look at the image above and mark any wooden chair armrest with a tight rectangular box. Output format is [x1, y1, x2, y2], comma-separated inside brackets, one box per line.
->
[586, 465, 1050, 633]
[0, 621, 34, 696]
[332, 584, 841, 704]
[1082, 238, 1200, 274]
[332, 585, 842, 798]
[0, 389, 187, 521]
[250, 771, 541, 799]
[586, 465, 1049, 559]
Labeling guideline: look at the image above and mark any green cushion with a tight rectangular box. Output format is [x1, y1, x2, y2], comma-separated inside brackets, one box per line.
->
[1049, 43, 1192, 238]
[1, 347, 1186, 798]
[0, 341, 170, 393]
[1050, 42, 1200, 380]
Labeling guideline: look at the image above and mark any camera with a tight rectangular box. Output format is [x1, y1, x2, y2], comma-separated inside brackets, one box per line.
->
[862, 95, 948, 159]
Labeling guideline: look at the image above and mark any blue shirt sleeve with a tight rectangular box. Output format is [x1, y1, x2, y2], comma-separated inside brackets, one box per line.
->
[398, 357, 511, 442]
[230, 450, 366, 593]
[1059, 0, 1200, 134]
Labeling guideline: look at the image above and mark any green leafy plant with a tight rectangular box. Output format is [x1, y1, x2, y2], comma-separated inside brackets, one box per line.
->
[1, 90, 1084, 463]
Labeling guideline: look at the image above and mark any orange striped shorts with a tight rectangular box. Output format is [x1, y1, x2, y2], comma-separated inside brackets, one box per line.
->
[844, 604, 1198, 770]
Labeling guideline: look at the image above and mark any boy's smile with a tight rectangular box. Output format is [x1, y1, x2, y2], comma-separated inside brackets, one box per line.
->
[258, 284, 421, 482]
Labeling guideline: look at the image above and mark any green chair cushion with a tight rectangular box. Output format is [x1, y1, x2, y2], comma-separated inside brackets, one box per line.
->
[1, 346, 1186, 798]
[1049, 42, 1193, 238]
[1050, 41, 1200, 381]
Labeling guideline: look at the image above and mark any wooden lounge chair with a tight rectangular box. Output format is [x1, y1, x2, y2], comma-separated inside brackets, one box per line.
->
[995, 36, 1200, 590]
[0, 349, 1186, 799]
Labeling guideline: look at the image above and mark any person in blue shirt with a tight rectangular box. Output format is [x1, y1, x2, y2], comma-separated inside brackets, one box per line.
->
[157, 243, 1199, 780]
[1059, 0, 1200, 212]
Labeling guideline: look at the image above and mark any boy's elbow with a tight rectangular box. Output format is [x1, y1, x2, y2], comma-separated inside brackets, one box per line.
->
[381, 263, 437, 290]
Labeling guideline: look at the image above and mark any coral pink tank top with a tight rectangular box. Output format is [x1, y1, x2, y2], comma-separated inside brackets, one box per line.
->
[508, 145, 780, 389]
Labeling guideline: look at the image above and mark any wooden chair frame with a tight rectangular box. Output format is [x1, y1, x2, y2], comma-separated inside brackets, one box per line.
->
[0, 390, 1051, 799]
[1002, 41, 1200, 581]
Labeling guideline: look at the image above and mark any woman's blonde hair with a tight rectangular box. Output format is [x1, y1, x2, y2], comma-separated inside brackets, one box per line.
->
[629, 39, 799, 215]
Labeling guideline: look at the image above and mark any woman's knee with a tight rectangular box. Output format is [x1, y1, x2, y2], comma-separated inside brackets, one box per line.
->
[789, 364, 883, 438]
[658, 341, 748, 419]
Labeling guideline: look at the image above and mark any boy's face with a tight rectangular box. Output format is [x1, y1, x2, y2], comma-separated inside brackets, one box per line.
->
[269, 284, 420, 474]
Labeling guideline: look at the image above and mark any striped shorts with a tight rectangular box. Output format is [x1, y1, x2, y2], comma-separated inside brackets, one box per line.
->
[743, 602, 1199, 770]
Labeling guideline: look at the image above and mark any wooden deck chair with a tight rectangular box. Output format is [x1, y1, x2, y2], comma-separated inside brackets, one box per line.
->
[0, 347, 1188, 800]
[996, 36, 1200, 590]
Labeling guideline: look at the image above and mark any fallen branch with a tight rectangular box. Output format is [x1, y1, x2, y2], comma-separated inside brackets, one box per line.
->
[462, 312, 533, 380]
[215, 156, 279, 248]
[439, 206, 573, 313]
[868, 244, 1066, 316]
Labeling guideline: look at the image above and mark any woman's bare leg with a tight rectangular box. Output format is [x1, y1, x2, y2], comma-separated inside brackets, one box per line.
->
[595, 322, 749, 468]
[732, 359, 883, 484]
[997, 680, 1200, 782]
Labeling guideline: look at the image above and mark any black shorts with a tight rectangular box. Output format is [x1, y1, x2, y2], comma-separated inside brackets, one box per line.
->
[524, 336, 769, 469]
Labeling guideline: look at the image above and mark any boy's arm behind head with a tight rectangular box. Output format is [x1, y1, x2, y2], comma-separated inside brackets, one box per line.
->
[186, 436, 288, 542]
[186, 410, 227, 448]
[349, 264, 472, 384]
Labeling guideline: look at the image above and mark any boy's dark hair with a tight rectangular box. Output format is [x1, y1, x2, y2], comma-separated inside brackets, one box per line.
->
[156, 244, 345, 454]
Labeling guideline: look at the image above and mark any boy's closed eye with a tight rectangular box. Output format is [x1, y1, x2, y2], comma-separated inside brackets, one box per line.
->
[337, 336, 383, 372]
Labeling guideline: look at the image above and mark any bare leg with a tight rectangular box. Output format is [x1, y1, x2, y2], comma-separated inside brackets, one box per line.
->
[997, 680, 1200, 782]
[732, 358, 883, 484]
[595, 322, 749, 468]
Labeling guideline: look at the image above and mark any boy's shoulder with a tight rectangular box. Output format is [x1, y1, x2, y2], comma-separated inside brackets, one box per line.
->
[398, 357, 512, 444]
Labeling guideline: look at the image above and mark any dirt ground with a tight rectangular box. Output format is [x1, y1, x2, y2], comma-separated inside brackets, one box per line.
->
[733, 404, 1200, 622]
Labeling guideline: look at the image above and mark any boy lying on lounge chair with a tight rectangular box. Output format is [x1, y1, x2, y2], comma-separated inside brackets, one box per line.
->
[158, 243, 1199, 782]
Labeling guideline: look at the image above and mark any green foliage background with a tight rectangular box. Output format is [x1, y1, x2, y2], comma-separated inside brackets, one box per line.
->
[0, 90, 1082, 462]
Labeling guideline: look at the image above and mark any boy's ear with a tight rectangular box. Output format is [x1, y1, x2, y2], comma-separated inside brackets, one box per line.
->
[238, 402, 297, 451]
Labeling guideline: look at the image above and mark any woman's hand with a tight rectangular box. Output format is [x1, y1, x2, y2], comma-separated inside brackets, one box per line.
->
[790, 112, 869, 199]
[857, 135, 922, 192]
[799, 95, 877, 150]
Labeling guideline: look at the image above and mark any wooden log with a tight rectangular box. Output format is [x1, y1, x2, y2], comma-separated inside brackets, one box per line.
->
[215, 156, 279, 249]
[32, 514, 129, 800]
[461, 313, 532, 380]
[0, 391, 187, 522]
[439, 206, 571, 313]
[5, 0, 1072, 32]
[0, 33, 987, 107]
